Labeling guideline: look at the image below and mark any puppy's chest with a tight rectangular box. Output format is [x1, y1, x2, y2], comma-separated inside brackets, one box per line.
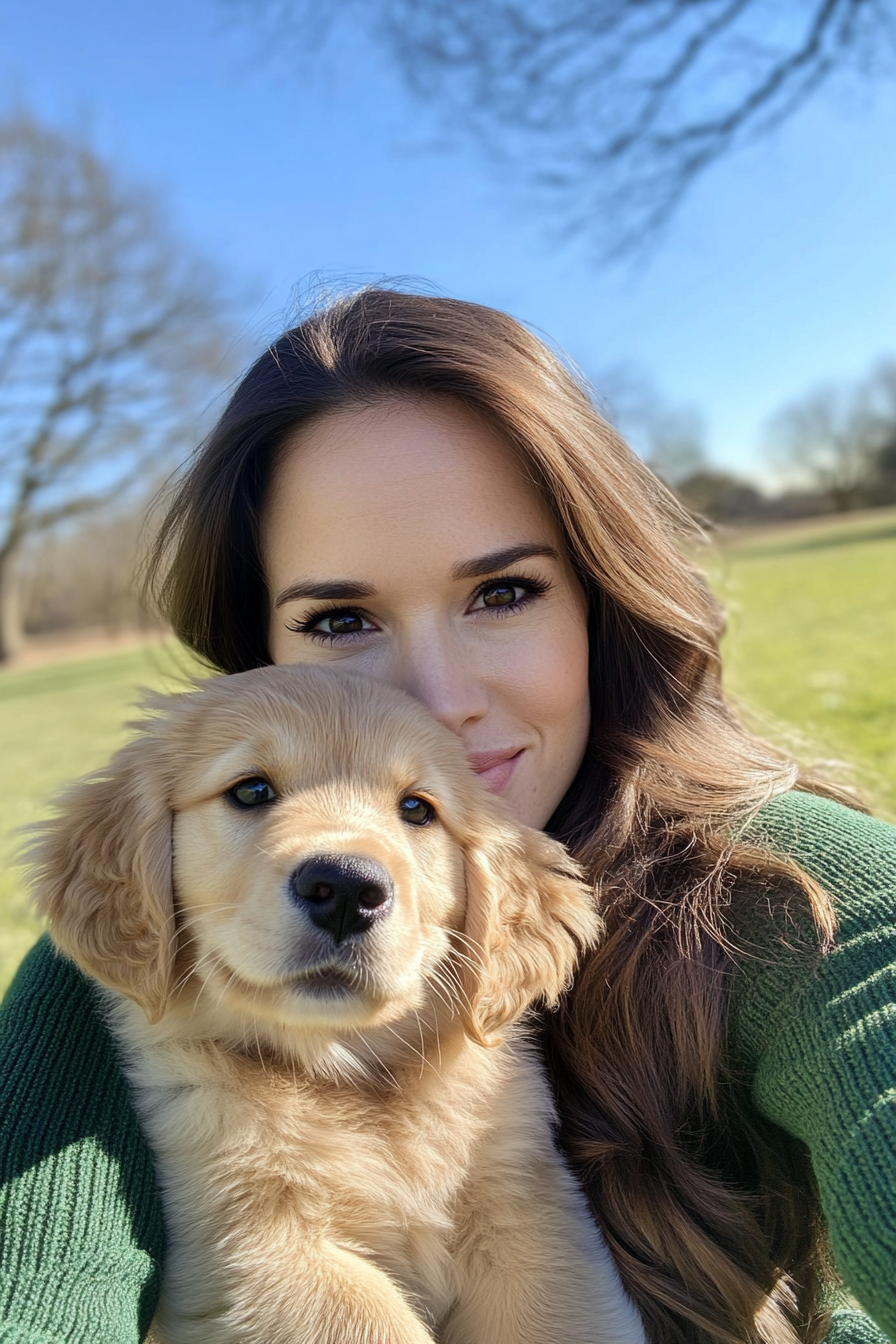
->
[127, 1037, 517, 1326]
[126, 1032, 505, 1259]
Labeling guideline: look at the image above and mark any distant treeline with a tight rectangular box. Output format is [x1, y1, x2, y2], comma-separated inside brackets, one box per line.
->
[20, 500, 165, 643]
[669, 358, 896, 524]
[674, 461, 896, 525]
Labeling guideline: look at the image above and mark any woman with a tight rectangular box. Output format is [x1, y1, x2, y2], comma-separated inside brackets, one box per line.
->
[1, 287, 893, 1344]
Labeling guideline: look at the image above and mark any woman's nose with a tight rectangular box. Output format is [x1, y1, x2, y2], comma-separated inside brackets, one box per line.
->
[393, 633, 489, 735]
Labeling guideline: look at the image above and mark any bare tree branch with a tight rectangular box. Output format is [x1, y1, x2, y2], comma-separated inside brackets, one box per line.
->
[0, 109, 237, 659]
[29, 484, 130, 534]
[224, 0, 896, 256]
[765, 359, 896, 509]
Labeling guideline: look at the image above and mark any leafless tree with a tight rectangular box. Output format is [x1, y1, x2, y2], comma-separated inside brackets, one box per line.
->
[19, 496, 165, 640]
[0, 111, 235, 662]
[765, 359, 896, 510]
[597, 363, 708, 483]
[225, 0, 896, 255]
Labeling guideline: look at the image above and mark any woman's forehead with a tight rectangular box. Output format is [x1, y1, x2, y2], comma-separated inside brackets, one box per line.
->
[262, 398, 564, 582]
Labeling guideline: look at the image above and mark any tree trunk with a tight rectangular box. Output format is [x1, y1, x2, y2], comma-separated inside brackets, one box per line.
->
[0, 548, 24, 664]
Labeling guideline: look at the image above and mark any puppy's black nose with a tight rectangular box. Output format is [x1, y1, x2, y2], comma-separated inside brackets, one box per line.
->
[290, 854, 394, 944]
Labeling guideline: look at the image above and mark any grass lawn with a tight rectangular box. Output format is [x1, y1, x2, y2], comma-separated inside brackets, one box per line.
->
[710, 507, 896, 820]
[0, 640, 204, 995]
[1, 506, 894, 996]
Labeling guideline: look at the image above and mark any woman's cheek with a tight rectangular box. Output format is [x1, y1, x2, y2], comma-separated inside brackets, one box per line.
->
[485, 611, 590, 827]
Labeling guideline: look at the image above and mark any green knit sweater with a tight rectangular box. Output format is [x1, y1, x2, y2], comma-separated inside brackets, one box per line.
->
[1, 791, 893, 1344]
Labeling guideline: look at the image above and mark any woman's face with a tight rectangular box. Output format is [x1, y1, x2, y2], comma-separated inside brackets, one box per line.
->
[262, 398, 590, 829]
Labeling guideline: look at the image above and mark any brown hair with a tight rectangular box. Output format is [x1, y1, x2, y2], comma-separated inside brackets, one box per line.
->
[146, 287, 843, 1344]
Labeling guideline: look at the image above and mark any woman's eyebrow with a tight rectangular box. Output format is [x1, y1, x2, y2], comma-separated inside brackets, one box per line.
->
[451, 543, 559, 581]
[273, 544, 559, 608]
[273, 579, 377, 608]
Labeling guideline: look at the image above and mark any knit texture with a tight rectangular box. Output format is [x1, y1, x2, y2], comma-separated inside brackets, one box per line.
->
[0, 942, 162, 1342]
[734, 791, 896, 1344]
[1, 790, 893, 1343]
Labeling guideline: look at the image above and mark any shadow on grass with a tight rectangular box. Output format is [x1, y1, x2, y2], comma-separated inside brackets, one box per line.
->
[733, 522, 896, 561]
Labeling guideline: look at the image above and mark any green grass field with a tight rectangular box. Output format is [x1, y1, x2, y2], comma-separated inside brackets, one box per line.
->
[1, 506, 894, 996]
[711, 507, 896, 819]
[0, 641, 205, 995]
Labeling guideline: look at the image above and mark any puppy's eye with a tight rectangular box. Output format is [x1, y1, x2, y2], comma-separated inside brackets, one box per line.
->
[228, 778, 277, 809]
[399, 795, 436, 827]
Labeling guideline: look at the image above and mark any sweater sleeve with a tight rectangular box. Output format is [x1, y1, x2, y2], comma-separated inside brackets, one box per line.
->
[731, 792, 896, 1344]
[0, 936, 163, 1343]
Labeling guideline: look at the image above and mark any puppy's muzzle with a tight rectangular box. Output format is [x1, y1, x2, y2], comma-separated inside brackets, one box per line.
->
[291, 855, 394, 945]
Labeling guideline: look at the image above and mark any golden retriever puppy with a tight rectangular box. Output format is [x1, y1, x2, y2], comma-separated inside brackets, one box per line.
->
[29, 665, 645, 1344]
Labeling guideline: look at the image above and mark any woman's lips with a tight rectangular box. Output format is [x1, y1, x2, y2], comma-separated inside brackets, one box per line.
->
[467, 748, 524, 795]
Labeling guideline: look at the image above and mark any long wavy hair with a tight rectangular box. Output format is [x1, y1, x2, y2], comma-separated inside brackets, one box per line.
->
[146, 286, 846, 1344]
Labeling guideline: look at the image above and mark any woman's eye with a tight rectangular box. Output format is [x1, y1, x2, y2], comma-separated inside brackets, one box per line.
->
[290, 609, 376, 638]
[398, 795, 436, 826]
[469, 573, 551, 615]
[479, 582, 525, 608]
[228, 778, 277, 809]
[311, 612, 369, 635]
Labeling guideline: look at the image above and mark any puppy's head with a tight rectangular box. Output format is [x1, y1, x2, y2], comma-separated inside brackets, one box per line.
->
[29, 666, 599, 1054]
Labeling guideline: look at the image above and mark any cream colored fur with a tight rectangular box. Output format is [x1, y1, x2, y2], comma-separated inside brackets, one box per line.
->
[30, 665, 647, 1344]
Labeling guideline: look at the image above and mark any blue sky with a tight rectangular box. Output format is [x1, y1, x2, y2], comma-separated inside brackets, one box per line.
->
[2, 0, 894, 480]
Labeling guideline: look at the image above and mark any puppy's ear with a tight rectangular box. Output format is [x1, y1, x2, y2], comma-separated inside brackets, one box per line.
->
[459, 820, 601, 1047]
[27, 734, 175, 1023]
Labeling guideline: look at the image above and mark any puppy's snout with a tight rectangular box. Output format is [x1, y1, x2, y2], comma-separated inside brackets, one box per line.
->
[291, 855, 394, 945]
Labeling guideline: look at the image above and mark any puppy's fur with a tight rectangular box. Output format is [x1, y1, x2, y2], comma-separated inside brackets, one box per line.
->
[30, 665, 645, 1344]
